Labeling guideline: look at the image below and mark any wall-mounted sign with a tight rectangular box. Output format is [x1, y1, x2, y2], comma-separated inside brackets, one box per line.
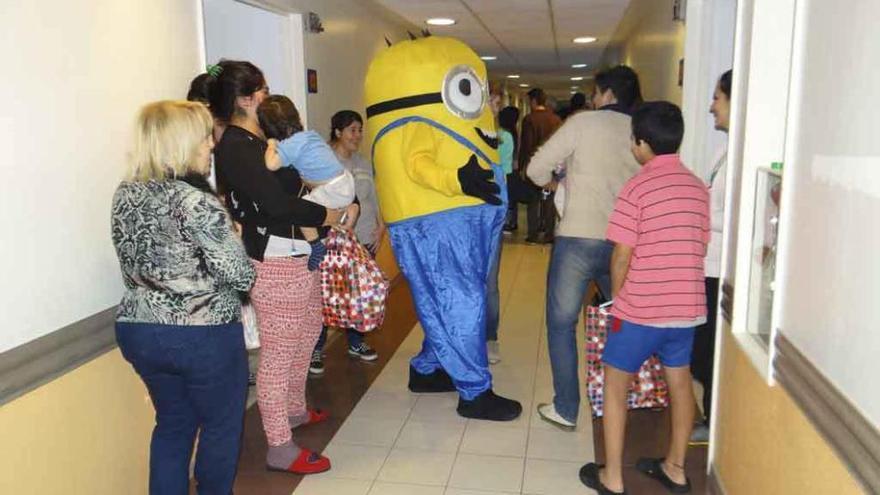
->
[307, 69, 318, 94]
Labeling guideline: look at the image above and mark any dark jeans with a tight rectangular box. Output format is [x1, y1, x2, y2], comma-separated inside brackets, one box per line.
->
[116, 321, 248, 495]
[527, 193, 557, 240]
[692, 277, 719, 421]
[314, 325, 364, 353]
[546, 237, 613, 423]
[486, 231, 503, 341]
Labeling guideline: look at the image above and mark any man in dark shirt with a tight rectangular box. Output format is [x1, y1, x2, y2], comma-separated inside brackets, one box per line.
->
[519, 88, 563, 243]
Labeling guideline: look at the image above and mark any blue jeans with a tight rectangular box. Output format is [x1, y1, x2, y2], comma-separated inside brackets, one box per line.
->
[486, 232, 503, 342]
[314, 326, 364, 352]
[116, 321, 249, 495]
[546, 237, 613, 423]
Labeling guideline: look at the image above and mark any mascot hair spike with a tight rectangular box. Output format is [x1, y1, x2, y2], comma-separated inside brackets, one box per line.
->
[365, 36, 521, 421]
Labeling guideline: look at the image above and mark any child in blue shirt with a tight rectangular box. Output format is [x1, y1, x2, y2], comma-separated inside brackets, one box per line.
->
[258, 95, 356, 269]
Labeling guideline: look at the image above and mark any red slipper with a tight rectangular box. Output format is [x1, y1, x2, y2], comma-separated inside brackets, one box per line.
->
[305, 408, 329, 425]
[267, 449, 331, 475]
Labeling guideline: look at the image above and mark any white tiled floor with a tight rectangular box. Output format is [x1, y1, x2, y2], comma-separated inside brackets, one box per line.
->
[294, 240, 599, 495]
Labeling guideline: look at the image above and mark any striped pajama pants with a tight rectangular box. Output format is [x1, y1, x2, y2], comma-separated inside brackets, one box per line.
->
[250, 256, 323, 447]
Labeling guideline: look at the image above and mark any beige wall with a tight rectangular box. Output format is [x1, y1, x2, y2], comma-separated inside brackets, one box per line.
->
[713, 325, 863, 494]
[600, 0, 686, 105]
[0, 351, 153, 495]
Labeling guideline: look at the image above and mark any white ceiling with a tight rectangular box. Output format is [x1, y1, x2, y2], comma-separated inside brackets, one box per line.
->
[373, 0, 632, 98]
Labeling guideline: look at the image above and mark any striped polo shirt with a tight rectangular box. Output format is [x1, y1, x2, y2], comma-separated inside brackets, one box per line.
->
[606, 153, 710, 327]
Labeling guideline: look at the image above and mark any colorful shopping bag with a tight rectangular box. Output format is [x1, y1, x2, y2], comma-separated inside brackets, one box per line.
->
[320, 229, 389, 333]
[584, 303, 669, 417]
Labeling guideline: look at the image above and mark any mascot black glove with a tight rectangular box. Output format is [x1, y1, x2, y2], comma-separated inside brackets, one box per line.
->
[457, 154, 502, 205]
[307, 239, 327, 272]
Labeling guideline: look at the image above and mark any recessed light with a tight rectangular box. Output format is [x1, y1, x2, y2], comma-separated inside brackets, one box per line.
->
[570, 76, 584, 81]
[426, 18, 456, 26]
[571, 91, 577, 94]
[571, 63, 588, 68]
[571, 86, 579, 90]
[480, 55, 497, 61]
[519, 83, 530, 88]
[506, 74, 520, 79]
[573, 36, 597, 44]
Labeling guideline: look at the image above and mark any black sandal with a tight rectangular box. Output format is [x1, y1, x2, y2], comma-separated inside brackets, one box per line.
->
[635, 457, 691, 493]
[578, 462, 627, 495]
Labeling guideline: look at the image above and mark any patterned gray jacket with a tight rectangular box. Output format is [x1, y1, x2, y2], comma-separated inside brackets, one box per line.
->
[111, 179, 256, 326]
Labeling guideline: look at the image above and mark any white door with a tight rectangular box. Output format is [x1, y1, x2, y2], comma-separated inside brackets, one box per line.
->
[202, 0, 308, 126]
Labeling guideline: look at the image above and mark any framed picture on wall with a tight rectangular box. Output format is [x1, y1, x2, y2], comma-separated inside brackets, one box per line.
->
[307, 69, 318, 93]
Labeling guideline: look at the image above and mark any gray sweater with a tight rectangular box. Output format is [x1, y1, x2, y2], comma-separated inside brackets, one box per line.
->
[527, 110, 640, 239]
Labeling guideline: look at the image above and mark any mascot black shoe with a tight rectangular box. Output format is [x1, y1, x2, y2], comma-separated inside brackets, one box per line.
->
[457, 389, 522, 421]
[408, 365, 456, 393]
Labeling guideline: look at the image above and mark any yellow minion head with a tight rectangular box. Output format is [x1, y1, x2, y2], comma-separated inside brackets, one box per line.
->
[365, 36, 501, 223]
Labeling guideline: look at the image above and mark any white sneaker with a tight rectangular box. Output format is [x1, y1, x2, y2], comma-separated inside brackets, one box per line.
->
[537, 403, 576, 431]
[488, 341, 501, 364]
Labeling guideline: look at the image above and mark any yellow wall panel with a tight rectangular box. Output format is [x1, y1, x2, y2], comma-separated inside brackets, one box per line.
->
[0, 350, 153, 495]
[714, 325, 863, 494]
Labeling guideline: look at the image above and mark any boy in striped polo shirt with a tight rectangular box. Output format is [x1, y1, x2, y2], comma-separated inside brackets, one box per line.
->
[580, 102, 709, 495]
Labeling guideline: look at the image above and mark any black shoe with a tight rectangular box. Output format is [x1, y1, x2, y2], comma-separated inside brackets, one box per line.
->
[248, 372, 257, 386]
[456, 389, 522, 421]
[408, 365, 456, 393]
[309, 350, 324, 375]
[579, 463, 627, 494]
[348, 342, 379, 361]
[635, 458, 691, 493]
[525, 236, 540, 245]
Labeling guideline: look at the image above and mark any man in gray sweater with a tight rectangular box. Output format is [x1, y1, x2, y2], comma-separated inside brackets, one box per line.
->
[527, 66, 643, 430]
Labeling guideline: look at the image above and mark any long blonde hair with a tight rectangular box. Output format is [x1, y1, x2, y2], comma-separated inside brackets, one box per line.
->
[127, 100, 213, 182]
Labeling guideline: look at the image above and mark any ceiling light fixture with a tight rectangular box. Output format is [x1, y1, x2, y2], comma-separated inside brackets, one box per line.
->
[519, 83, 530, 88]
[480, 55, 497, 61]
[506, 74, 520, 79]
[573, 36, 597, 44]
[426, 18, 456, 26]
[571, 86, 579, 90]
[570, 76, 584, 81]
[571, 63, 588, 68]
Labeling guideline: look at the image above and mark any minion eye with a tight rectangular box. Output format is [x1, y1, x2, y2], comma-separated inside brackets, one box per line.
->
[443, 65, 485, 120]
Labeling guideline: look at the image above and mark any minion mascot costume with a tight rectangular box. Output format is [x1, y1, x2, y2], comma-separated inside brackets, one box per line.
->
[366, 36, 521, 421]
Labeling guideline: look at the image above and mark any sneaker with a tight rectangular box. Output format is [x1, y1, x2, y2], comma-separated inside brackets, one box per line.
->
[536, 403, 576, 431]
[689, 422, 710, 445]
[487, 341, 501, 365]
[309, 350, 325, 375]
[348, 342, 378, 361]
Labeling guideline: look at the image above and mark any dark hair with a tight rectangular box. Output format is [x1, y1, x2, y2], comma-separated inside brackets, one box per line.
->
[329, 110, 363, 142]
[257, 95, 303, 140]
[527, 88, 547, 105]
[498, 106, 520, 153]
[205, 60, 266, 122]
[718, 69, 733, 99]
[570, 92, 587, 110]
[631, 101, 684, 155]
[595, 65, 642, 110]
[186, 73, 211, 104]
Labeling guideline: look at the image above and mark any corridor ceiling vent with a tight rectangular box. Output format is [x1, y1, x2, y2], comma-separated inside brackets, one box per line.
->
[426, 17, 456, 26]
[506, 74, 520, 79]
[573, 36, 597, 44]
[572, 63, 588, 68]
[480, 55, 497, 61]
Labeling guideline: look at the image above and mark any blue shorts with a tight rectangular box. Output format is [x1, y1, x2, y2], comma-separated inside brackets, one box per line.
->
[602, 319, 696, 373]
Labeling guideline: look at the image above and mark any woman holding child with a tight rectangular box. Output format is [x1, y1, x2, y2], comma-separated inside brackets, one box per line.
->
[206, 60, 348, 474]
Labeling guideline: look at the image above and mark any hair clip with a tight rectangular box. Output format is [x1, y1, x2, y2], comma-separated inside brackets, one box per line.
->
[206, 64, 223, 78]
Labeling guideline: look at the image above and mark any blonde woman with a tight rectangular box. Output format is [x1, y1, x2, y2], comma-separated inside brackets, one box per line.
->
[111, 101, 256, 495]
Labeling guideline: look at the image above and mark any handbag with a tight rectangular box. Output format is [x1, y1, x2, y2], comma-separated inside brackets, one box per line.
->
[584, 302, 669, 417]
[241, 303, 260, 350]
[320, 229, 389, 333]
